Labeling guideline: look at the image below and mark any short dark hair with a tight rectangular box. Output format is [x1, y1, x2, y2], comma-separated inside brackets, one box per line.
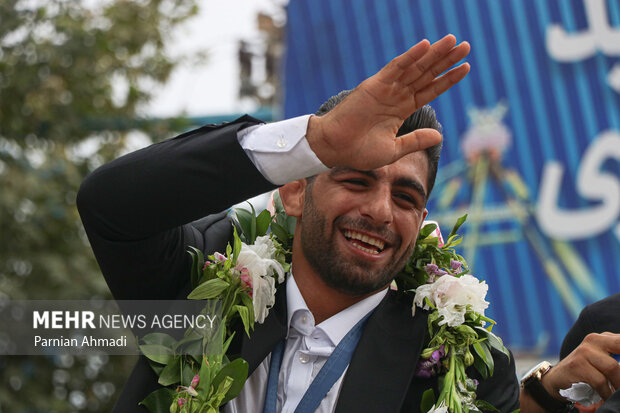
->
[315, 90, 443, 197]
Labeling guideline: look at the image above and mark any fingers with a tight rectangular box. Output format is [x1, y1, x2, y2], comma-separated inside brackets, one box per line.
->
[584, 333, 620, 391]
[394, 128, 442, 160]
[585, 332, 620, 356]
[413, 63, 470, 107]
[410, 41, 471, 91]
[548, 333, 620, 401]
[381, 39, 431, 83]
[590, 356, 620, 398]
[399, 34, 458, 84]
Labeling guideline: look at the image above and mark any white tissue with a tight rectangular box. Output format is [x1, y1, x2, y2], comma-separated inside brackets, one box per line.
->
[559, 382, 603, 407]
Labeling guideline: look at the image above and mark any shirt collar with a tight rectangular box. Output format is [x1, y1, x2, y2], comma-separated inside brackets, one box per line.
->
[286, 273, 388, 346]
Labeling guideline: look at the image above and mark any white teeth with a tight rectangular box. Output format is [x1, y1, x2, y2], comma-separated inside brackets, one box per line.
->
[351, 241, 379, 254]
[343, 230, 385, 250]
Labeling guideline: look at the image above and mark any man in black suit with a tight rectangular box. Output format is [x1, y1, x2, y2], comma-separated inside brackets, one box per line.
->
[520, 294, 620, 412]
[77, 35, 519, 412]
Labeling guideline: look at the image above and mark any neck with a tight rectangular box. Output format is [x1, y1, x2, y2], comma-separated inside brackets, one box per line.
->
[293, 268, 379, 324]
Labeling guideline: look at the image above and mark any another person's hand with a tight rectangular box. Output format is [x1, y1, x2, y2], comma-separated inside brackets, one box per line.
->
[306, 34, 470, 170]
[543, 333, 620, 402]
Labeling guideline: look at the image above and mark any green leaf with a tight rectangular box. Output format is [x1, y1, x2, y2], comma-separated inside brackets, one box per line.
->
[146, 359, 166, 376]
[476, 327, 510, 361]
[188, 278, 230, 299]
[480, 341, 494, 376]
[158, 356, 181, 386]
[139, 344, 174, 365]
[240, 293, 255, 331]
[196, 356, 214, 400]
[222, 331, 236, 355]
[256, 209, 272, 237]
[474, 399, 500, 412]
[234, 304, 252, 337]
[448, 214, 468, 239]
[249, 203, 257, 243]
[140, 332, 177, 348]
[181, 363, 196, 387]
[211, 358, 249, 404]
[472, 351, 488, 380]
[232, 226, 242, 265]
[190, 246, 208, 287]
[270, 222, 290, 245]
[235, 208, 253, 242]
[185, 339, 203, 363]
[420, 388, 436, 413]
[208, 376, 235, 409]
[139, 388, 175, 411]
[188, 247, 200, 289]
[472, 341, 487, 363]
[419, 222, 438, 239]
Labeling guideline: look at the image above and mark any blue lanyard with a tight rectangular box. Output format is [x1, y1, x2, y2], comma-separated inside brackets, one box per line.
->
[261, 309, 373, 413]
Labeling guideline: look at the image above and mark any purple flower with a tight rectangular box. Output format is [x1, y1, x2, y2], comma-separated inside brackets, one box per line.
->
[424, 263, 447, 282]
[425, 263, 439, 274]
[414, 359, 435, 378]
[450, 260, 463, 274]
[414, 344, 446, 378]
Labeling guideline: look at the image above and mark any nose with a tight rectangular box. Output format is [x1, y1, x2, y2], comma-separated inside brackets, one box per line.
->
[359, 186, 393, 225]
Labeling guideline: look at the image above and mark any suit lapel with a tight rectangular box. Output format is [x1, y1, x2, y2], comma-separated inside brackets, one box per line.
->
[335, 291, 429, 413]
[239, 281, 288, 374]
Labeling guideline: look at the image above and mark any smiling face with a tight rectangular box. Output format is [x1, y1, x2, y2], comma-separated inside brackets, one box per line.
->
[292, 151, 429, 296]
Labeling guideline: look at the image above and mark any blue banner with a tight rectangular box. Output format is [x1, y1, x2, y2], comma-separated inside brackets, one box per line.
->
[283, 0, 620, 355]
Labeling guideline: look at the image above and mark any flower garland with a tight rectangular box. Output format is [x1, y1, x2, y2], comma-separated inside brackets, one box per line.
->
[138, 194, 509, 413]
[394, 216, 510, 413]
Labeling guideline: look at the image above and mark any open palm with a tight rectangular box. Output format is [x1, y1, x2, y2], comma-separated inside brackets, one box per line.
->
[307, 34, 470, 170]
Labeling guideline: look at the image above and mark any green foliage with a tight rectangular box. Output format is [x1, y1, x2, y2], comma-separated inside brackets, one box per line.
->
[0, 0, 198, 411]
[138, 388, 176, 412]
[187, 279, 230, 300]
[394, 215, 470, 295]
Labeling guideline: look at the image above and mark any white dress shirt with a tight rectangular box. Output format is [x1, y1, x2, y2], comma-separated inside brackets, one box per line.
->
[224, 118, 388, 412]
[224, 275, 387, 413]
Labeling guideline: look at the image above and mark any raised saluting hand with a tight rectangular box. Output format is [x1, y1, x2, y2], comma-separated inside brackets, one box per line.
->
[307, 34, 470, 170]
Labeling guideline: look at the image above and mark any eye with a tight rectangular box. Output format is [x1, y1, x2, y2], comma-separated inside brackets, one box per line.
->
[343, 179, 368, 187]
[393, 192, 419, 208]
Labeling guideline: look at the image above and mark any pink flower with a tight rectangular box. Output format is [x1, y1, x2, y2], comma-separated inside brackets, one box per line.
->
[214, 252, 227, 262]
[177, 398, 187, 406]
[240, 268, 253, 298]
[190, 374, 200, 389]
[203, 261, 214, 270]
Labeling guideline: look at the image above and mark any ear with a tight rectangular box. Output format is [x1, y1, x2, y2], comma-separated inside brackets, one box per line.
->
[278, 179, 307, 218]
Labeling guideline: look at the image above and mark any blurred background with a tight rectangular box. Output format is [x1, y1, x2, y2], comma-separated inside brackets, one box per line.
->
[1, 0, 619, 411]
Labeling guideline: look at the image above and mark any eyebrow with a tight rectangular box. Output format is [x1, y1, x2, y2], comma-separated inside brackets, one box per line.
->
[329, 167, 428, 201]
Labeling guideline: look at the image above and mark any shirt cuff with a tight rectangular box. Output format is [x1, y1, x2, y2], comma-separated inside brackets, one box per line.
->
[237, 115, 329, 185]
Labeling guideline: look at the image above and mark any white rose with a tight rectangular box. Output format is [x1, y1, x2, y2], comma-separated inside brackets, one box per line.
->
[235, 236, 285, 323]
[413, 274, 489, 327]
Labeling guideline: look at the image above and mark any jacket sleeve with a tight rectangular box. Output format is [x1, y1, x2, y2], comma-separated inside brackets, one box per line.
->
[77, 117, 277, 300]
[473, 348, 520, 412]
[560, 293, 620, 359]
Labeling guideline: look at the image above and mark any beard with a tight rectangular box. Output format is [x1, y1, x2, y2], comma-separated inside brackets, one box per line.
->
[300, 188, 415, 296]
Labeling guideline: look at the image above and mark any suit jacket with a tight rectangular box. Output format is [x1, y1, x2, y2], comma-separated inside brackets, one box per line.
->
[559, 293, 620, 412]
[77, 117, 520, 412]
